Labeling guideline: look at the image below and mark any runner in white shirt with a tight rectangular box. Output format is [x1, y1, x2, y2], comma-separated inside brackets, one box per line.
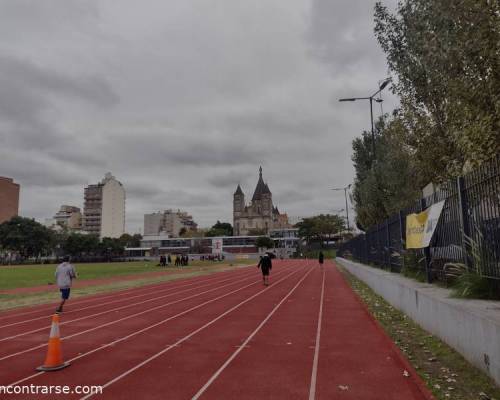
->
[55, 256, 77, 313]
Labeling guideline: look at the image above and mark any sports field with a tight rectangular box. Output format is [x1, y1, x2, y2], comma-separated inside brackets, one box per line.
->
[0, 259, 433, 399]
[0, 260, 250, 311]
[0, 260, 249, 291]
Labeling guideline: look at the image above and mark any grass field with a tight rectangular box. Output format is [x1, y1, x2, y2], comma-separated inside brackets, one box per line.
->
[0, 259, 251, 291]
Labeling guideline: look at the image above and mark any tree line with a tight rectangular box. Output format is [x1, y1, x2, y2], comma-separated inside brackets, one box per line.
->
[352, 0, 500, 230]
[0, 216, 142, 260]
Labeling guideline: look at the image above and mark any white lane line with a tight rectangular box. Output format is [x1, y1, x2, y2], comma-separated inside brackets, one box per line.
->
[190, 263, 313, 400]
[308, 268, 326, 400]
[78, 265, 307, 400]
[5, 267, 298, 387]
[0, 270, 250, 329]
[0, 265, 254, 322]
[0, 268, 259, 341]
[0, 268, 266, 361]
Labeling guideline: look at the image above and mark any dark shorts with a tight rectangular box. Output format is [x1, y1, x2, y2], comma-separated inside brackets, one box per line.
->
[60, 288, 71, 300]
[261, 266, 270, 276]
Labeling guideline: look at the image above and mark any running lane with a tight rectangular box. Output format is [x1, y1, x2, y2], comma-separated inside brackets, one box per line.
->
[313, 261, 433, 400]
[0, 264, 292, 385]
[2, 263, 301, 397]
[193, 264, 325, 400]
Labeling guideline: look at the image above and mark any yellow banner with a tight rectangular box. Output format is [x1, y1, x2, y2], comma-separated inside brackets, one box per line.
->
[406, 200, 445, 249]
[406, 210, 429, 249]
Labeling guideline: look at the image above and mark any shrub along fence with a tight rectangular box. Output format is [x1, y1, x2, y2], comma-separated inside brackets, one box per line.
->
[338, 154, 500, 283]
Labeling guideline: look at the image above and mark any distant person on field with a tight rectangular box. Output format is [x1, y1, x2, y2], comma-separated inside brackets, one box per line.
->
[167, 254, 172, 265]
[257, 253, 272, 286]
[318, 251, 324, 267]
[55, 256, 77, 313]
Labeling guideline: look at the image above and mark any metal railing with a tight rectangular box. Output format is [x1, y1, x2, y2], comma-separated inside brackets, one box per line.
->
[338, 154, 500, 282]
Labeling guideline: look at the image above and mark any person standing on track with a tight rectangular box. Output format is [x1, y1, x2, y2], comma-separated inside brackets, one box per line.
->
[55, 256, 77, 313]
[318, 251, 324, 268]
[257, 253, 272, 286]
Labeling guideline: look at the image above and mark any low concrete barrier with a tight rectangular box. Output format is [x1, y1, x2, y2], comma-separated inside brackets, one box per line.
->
[336, 257, 500, 386]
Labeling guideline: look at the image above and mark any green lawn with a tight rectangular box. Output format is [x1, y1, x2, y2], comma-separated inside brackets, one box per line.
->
[0, 259, 250, 291]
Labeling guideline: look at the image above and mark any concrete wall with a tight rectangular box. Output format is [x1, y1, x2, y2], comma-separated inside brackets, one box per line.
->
[336, 257, 500, 386]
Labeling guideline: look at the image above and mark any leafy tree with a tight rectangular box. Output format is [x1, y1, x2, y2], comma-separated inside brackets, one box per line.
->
[205, 221, 233, 237]
[374, 0, 500, 180]
[180, 229, 204, 238]
[178, 227, 188, 237]
[256, 236, 275, 249]
[247, 228, 267, 236]
[119, 233, 142, 248]
[352, 116, 422, 229]
[100, 237, 125, 256]
[62, 233, 100, 257]
[296, 214, 345, 246]
[0, 217, 54, 258]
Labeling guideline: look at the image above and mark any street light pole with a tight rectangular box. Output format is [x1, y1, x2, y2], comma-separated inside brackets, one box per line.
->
[332, 185, 352, 232]
[339, 78, 391, 159]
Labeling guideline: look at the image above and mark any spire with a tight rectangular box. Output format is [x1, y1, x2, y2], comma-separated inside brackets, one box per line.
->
[234, 184, 243, 196]
[252, 166, 270, 201]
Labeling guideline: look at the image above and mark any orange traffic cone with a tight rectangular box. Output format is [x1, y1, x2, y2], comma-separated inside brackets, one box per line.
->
[36, 314, 70, 371]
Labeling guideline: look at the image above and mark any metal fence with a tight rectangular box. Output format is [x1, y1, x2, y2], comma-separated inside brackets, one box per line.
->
[338, 154, 500, 282]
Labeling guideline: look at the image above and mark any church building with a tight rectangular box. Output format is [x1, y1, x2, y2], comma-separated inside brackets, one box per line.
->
[233, 167, 290, 236]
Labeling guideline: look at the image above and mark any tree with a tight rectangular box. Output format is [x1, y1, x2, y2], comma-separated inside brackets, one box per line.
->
[63, 233, 100, 257]
[119, 233, 142, 248]
[180, 229, 204, 238]
[205, 221, 233, 237]
[178, 227, 188, 237]
[352, 116, 422, 229]
[247, 228, 267, 236]
[296, 214, 345, 246]
[374, 0, 500, 180]
[100, 237, 125, 257]
[0, 216, 54, 258]
[256, 236, 275, 249]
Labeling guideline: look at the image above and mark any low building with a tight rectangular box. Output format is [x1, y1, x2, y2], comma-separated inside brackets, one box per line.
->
[0, 177, 20, 224]
[269, 228, 301, 258]
[144, 209, 198, 237]
[126, 231, 300, 260]
[54, 205, 82, 230]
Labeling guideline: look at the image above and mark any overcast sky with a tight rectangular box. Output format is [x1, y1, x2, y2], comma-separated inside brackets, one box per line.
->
[0, 0, 398, 233]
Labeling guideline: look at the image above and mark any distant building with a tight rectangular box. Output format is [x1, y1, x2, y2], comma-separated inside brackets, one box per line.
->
[0, 177, 20, 224]
[83, 173, 126, 238]
[233, 167, 291, 236]
[144, 209, 198, 237]
[53, 205, 82, 230]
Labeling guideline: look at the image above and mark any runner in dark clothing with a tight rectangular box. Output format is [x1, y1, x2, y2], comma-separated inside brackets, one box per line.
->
[257, 254, 272, 286]
[318, 251, 324, 267]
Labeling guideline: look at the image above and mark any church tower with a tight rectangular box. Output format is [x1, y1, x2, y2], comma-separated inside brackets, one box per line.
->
[233, 184, 244, 235]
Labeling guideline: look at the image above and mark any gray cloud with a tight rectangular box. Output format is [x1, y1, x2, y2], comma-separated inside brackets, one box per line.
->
[0, 0, 399, 231]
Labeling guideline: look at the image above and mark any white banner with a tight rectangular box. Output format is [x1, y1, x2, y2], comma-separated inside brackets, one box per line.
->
[212, 238, 223, 254]
[422, 200, 446, 247]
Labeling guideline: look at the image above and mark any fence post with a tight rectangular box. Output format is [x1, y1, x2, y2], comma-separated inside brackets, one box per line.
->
[385, 219, 391, 270]
[399, 210, 405, 272]
[420, 198, 433, 283]
[457, 176, 471, 269]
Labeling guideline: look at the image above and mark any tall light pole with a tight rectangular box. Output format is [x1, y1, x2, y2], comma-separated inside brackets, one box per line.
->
[332, 185, 351, 232]
[339, 78, 392, 159]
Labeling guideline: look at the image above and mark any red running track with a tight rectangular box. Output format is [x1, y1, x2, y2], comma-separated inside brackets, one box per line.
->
[0, 260, 434, 400]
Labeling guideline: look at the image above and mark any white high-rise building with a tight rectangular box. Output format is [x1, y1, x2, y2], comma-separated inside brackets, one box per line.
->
[83, 173, 126, 238]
